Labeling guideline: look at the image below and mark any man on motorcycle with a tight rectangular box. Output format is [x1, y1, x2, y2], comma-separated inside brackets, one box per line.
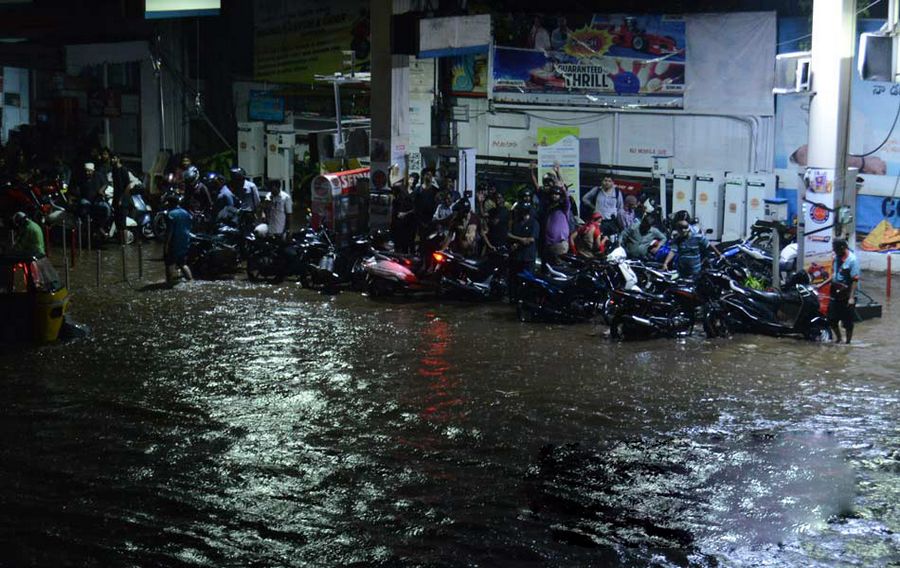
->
[621, 214, 666, 260]
[10, 211, 45, 256]
[212, 173, 236, 222]
[572, 212, 608, 259]
[164, 196, 193, 285]
[662, 219, 721, 279]
[74, 162, 111, 227]
[183, 166, 213, 215]
[227, 167, 260, 216]
[823, 238, 860, 344]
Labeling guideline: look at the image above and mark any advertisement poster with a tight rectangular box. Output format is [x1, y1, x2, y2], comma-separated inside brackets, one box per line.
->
[776, 17, 900, 251]
[537, 126, 580, 199]
[254, 1, 370, 84]
[802, 169, 836, 284]
[491, 14, 685, 107]
[451, 54, 488, 96]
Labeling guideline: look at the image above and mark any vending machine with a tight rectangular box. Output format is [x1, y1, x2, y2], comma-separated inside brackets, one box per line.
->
[694, 170, 726, 241]
[671, 169, 695, 218]
[722, 174, 747, 241]
[745, 173, 776, 236]
[266, 124, 295, 194]
[237, 122, 265, 179]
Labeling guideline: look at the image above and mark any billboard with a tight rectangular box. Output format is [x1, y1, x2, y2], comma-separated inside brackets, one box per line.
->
[254, 1, 370, 84]
[491, 14, 686, 107]
[145, 0, 220, 19]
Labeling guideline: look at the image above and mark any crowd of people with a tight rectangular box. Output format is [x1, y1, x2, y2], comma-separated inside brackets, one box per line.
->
[388, 161, 724, 282]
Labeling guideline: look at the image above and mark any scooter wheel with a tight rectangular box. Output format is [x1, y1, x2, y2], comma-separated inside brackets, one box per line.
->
[805, 325, 833, 343]
[703, 310, 731, 339]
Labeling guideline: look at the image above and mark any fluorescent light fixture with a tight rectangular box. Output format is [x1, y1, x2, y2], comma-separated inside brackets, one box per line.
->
[145, 0, 220, 19]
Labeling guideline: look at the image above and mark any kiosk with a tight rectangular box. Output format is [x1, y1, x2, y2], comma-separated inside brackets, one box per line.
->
[311, 168, 370, 246]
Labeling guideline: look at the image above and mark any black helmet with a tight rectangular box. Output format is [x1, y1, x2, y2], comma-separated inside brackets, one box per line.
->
[518, 188, 534, 201]
[165, 194, 183, 209]
[12, 211, 27, 228]
[516, 203, 533, 217]
[542, 173, 556, 186]
[183, 165, 200, 184]
[229, 166, 246, 178]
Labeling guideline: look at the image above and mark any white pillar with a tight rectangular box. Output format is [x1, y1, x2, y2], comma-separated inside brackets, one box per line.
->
[806, 0, 856, 171]
[800, 0, 856, 289]
[369, 0, 411, 229]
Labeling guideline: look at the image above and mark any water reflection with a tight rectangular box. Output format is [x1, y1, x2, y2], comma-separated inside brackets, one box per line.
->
[415, 313, 466, 425]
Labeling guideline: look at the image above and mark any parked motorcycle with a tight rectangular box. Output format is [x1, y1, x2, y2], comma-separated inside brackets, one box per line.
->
[514, 261, 613, 323]
[186, 232, 241, 279]
[700, 269, 832, 341]
[432, 247, 509, 300]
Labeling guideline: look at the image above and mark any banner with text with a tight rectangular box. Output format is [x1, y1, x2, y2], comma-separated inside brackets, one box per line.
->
[537, 126, 580, 200]
[491, 14, 685, 107]
[254, 0, 370, 84]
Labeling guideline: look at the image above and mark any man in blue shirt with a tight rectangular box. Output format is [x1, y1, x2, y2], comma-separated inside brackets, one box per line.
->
[825, 238, 860, 344]
[164, 196, 194, 285]
[228, 167, 260, 215]
[213, 179, 236, 222]
[662, 219, 721, 279]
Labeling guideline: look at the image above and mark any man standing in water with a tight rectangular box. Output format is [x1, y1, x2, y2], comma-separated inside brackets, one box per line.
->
[823, 238, 860, 344]
[164, 196, 193, 286]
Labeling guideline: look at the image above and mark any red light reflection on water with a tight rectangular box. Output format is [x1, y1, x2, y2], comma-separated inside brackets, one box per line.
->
[416, 314, 466, 424]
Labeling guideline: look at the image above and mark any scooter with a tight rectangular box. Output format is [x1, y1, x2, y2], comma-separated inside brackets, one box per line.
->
[700, 269, 832, 341]
[127, 184, 155, 240]
[362, 232, 444, 297]
[432, 246, 509, 300]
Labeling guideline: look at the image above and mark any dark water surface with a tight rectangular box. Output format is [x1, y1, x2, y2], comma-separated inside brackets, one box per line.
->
[1, 248, 898, 566]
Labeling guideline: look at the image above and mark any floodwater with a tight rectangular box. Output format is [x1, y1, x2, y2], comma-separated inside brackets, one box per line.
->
[1, 244, 898, 567]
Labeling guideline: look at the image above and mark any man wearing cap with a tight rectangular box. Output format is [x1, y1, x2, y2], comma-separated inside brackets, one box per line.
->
[74, 162, 111, 226]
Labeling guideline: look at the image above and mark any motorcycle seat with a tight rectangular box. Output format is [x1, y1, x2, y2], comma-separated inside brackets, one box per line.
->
[744, 287, 783, 305]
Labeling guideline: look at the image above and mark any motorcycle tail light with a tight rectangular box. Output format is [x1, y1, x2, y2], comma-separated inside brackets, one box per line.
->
[432, 252, 445, 263]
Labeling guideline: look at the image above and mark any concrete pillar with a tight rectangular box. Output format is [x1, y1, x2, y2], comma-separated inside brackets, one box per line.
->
[807, 0, 856, 171]
[369, 0, 411, 229]
[800, 0, 856, 290]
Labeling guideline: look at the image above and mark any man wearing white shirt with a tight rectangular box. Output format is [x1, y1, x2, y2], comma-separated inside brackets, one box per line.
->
[266, 180, 292, 237]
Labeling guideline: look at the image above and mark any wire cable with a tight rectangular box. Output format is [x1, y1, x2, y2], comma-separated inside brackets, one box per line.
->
[849, 93, 900, 157]
[776, 0, 884, 48]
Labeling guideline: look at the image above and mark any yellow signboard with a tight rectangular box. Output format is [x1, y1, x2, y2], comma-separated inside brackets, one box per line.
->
[255, 1, 370, 84]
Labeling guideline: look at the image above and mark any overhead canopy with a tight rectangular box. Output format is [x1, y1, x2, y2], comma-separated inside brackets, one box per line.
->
[65, 41, 150, 74]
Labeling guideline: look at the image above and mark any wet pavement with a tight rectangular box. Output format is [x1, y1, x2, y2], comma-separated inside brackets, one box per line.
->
[1, 243, 898, 567]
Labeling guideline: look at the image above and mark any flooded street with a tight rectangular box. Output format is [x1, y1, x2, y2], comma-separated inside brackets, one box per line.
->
[1, 245, 898, 566]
